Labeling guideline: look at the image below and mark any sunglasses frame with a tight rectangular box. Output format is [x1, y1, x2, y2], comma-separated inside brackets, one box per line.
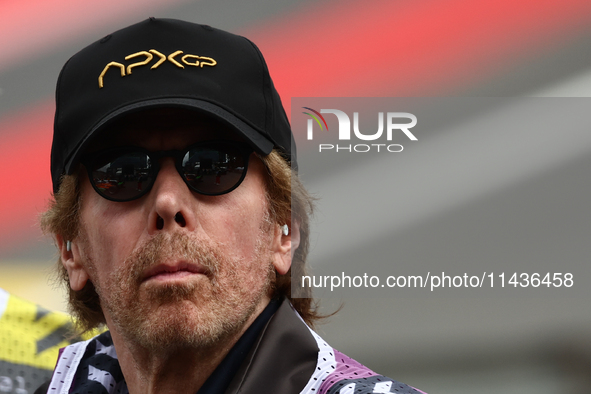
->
[81, 140, 253, 202]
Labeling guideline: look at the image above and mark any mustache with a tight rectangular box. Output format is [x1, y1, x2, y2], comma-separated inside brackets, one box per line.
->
[122, 232, 221, 286]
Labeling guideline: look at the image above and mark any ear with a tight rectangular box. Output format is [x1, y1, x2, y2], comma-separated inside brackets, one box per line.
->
[271, 221, 300, 275]
[56, 234, 89, 291]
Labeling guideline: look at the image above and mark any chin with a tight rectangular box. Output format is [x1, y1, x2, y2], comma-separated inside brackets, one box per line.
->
[109, 280, 265, 352]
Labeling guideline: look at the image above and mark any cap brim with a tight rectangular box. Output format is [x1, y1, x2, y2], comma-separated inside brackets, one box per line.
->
[64, 97, 275, 175]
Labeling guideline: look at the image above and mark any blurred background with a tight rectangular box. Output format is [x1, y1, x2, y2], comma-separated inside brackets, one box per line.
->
[1, 0, 590, 393]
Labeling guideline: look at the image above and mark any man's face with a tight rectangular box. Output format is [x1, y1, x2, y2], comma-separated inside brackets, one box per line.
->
[64, 113, 287, 351]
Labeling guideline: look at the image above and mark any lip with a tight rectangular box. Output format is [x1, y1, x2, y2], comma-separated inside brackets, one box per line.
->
[142, 261, 208, 283]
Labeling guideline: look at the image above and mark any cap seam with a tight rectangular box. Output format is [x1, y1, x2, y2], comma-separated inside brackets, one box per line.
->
[52, 56, 74, 191]
[242, 36, 273, 145]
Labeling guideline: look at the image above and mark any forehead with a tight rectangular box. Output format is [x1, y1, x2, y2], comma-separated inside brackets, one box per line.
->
[93, 108, 242, 151]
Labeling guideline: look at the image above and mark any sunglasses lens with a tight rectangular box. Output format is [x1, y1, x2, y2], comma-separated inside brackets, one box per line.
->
[182, 143, 247, 195]
[89, 151, 154, 201]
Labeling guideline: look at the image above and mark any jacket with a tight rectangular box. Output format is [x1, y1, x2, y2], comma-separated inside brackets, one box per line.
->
[43, 299, 425, 394]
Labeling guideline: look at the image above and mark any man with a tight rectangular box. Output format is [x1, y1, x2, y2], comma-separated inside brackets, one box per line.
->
[38, 18, 425, 394]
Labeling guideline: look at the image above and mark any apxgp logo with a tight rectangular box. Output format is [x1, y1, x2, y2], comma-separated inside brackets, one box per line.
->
[303, 108, 417, 153]
[99, 49, 217, 88]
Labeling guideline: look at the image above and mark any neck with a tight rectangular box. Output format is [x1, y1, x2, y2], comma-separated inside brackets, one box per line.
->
[107, 299, 270, 394]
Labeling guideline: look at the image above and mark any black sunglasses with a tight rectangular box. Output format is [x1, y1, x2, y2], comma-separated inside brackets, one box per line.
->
[81, 140, 253, 202]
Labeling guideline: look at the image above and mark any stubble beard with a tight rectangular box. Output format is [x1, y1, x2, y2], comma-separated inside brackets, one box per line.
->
[88, 229, 276, 352]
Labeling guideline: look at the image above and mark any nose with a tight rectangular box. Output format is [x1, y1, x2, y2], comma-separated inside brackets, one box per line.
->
[148, 158, 196, 233]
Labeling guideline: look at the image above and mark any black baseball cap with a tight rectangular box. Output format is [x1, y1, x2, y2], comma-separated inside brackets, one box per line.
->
[51, 17, 296, 193]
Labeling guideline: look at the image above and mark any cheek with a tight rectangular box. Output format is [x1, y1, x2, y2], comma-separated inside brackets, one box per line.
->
[78, 184, 147, 279]
[201, 187, 270, 260]
[201, 204, 261, 258]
